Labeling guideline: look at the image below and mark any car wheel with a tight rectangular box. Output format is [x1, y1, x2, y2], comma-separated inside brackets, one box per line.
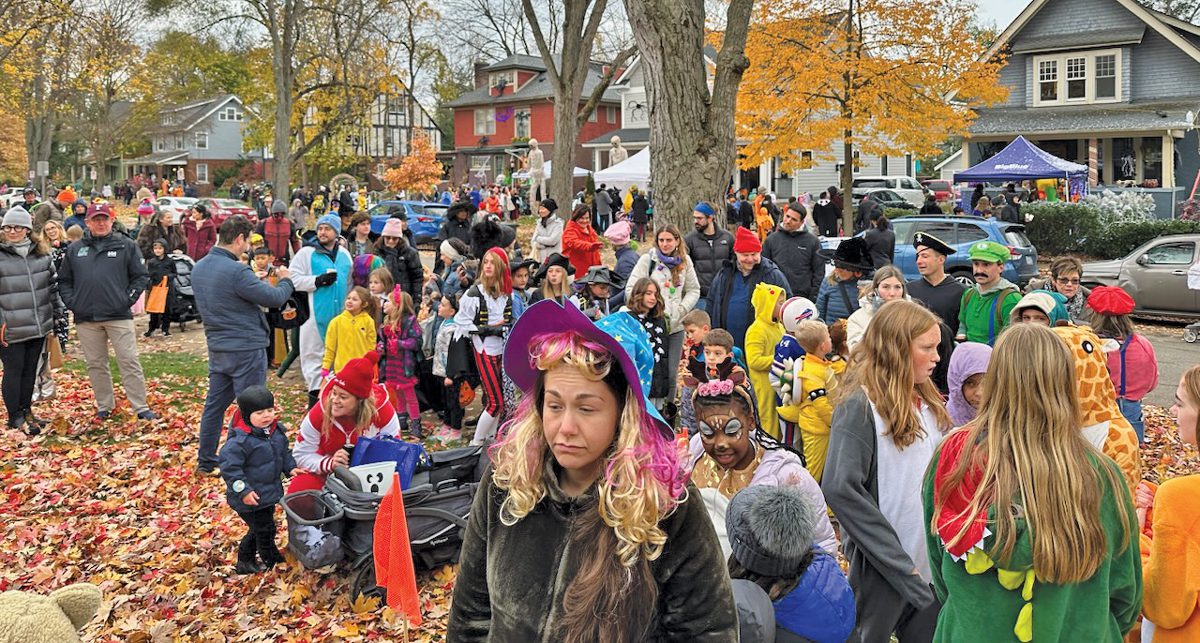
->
[1186, 328, 1198, 344]
[951, 270, 975, 288]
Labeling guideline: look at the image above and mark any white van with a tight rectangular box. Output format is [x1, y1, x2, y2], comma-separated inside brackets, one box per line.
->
[851, 176, 926, 207]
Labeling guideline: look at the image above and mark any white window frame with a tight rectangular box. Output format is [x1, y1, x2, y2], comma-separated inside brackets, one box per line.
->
[588, 108, 598, 123]
[174, 135, 184, 150]
[1094, 53, 1118, 100]
[218, 106, 243, 122]
[196, 163, 209, 184]
[514, 106, 532, 139]
[155, 137, 165, 152]
[797, 150, 814, 171]
[1065, 56, 1087, 101]
[473, 108, 495, 136]
[195, 131, 208, 150]
[488, 70, 517, 91]
[1033, 48, 1122, 106]
[605, 105, 617, 123]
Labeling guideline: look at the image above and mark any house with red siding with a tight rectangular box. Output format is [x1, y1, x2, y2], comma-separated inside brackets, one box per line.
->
[444, 54, 623, 187]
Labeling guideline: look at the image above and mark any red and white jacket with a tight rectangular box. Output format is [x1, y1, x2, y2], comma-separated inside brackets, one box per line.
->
[292, 382, 400, 475]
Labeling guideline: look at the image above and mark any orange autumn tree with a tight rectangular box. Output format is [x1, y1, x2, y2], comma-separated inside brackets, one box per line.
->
[383, 132, 443, 197]
[738, 0, 1008, 232]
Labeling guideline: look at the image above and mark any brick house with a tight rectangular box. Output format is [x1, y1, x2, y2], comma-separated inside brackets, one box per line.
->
[444, 54, 623, 187]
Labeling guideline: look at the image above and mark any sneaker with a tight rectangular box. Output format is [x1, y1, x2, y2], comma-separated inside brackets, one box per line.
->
[136, 410, 159, 421]
[234, 560, 265, 575]
[94, 410, 111, 421]
[196, 466, 221, 477]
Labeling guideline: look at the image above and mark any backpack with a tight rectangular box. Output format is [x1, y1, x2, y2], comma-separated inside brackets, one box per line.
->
[267, 292, 310, 330]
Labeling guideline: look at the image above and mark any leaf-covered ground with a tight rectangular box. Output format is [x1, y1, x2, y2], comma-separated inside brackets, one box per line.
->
[2, 346, 1197, 641]
[0, 349, 456, 641]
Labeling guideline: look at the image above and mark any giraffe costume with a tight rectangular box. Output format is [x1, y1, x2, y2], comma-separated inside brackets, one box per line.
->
[1051, 325, 1141, 494]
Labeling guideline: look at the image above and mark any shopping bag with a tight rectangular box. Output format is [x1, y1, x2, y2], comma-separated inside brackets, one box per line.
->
[131, 292, 146, 315]
[145, 277, 168, 314]
[47, 335, 63, 369]
[349, 434, 429, 490]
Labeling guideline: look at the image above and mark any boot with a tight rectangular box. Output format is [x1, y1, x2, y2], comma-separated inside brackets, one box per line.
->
[409, 417, 424, 440]
[307, 390, 319, 410]
[235, 535, 263, 574]
[162, 327, 171, 337]
[143, 329, 154, 338]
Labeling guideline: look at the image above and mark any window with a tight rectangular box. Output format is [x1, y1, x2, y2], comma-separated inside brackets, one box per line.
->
[606, 106, 617, 123]
[1066, 57, 1087, 100]
[914, 221, 957, 245]
[956, 223, 990, 244]
[1034, 49, 1121, 105]
[1146, 242, 1195, 265]
[1095, 54, 1117, 99]
[852, 150, 861, 172]
[1039, 60, 1058, 102]
[473, 108, 495, 136]
[174, 135, 184, 150]
[196, 163, 209, 183]
[195, 131, 208, 150]
[798, 150, 814, 170]
[514, 107, 531, 139]
[155, 138, 165, 152]
[589, 109, 598, 122]
[219, 106, 243, 122]
[489, 70, 517, 92]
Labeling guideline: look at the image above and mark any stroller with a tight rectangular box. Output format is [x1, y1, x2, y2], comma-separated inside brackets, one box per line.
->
[281, 444, 486, 602]
[168, 252, 202, 326]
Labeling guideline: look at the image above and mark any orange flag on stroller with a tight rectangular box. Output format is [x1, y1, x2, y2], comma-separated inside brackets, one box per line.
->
[373, 472, 423, 626]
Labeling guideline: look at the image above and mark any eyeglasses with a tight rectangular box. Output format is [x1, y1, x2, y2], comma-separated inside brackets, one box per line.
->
[1, 225, 25, 232]
[1055, 277, 1081, 285]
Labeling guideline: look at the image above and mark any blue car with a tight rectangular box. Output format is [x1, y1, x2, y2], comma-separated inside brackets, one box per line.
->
[367, 200, 448, 244]
[887, 216, 1038, 287]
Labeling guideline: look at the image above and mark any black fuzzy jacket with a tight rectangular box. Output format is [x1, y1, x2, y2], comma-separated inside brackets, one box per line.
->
[448, 468, 738, 642]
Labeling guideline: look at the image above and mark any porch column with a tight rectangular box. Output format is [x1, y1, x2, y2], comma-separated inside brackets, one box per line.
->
[1102, 139, 1113, 185]
[1163, 133, 1175, 189]
[592, 148, 601, 172]
[1088, 138, 1099, 187]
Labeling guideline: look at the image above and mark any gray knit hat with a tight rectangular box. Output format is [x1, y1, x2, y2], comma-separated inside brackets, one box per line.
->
[271, 199, 287, 214]
[2, 206, 32, 230]
[726, 485, 821, 577]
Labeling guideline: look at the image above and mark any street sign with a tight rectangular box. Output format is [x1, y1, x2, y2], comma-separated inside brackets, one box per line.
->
[28, 170, 35, 180]
[36, 161, 49, 177]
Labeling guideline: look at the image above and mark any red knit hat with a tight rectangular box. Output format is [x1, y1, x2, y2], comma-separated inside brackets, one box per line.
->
[485, 247, 513, 294]
[330, 351, 381, 399]
[1087, 285, 1135, 316]
[733, 226, 762, 253]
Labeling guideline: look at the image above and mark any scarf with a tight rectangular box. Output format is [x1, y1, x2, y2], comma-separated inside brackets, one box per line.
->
[655, 248, 682, 268]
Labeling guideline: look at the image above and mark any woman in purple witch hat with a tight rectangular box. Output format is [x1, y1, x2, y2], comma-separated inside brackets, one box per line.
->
[448, 299, 738, 642]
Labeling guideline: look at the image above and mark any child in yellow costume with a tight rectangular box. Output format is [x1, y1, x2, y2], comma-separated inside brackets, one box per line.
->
[745, 283, 786, 439]
[1051, 325, 1142, 494]
[777, 320, 837, 482]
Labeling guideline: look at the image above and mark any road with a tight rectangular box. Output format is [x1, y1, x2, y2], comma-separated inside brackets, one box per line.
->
[1143, 326, 1199, 407]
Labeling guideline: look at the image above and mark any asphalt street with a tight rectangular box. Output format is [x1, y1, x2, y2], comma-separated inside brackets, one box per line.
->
[1142, 326, 1200, 407]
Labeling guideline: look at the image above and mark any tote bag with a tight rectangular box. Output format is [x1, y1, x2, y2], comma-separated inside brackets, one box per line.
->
[145, 277, 169, 314]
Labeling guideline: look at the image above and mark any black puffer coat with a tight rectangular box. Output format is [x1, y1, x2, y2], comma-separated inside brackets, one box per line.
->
[0, 241, 65, 344]
[376, 238, 422, 304]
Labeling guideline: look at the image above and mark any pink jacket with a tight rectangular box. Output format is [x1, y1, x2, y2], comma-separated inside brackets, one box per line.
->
[1106, 333, 1159, 401]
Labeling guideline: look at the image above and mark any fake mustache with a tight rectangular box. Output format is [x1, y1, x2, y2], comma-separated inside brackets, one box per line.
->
[974, 273, 988, 279]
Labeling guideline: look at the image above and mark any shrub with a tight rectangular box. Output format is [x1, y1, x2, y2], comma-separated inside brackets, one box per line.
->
[1081, 189, 1156, 224]
[1181, 198, 1199, 222]
[884, 207, 915, 220]
[1082, 219, 1200, 259]
[1022, 202, 1101, 256]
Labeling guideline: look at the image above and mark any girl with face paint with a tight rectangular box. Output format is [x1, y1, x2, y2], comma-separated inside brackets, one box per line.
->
[685, 362, 838, 557]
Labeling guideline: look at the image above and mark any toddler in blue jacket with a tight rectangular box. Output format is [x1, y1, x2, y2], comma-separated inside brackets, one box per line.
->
[219, 385, 303, 574]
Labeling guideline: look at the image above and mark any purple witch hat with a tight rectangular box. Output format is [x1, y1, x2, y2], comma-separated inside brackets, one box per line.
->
[503, 298, 671, 439]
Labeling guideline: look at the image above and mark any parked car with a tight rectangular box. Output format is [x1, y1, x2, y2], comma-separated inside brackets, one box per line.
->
[367, 200, 448, 244]
[852, 188, 919, 211]
[885, 216, 1038, 287]
[852, 175, 927, 207]
[0, 187, 34, 210]
[195, 198, 255, 225]
[156, 196, 198, 220]
[921, 179, 959, 203]
[1081, 233, 1200, 318]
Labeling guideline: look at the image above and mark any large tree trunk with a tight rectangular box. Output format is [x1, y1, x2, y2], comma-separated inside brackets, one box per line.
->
[624, 0, 754, 231]
[841, 130, 854, 234]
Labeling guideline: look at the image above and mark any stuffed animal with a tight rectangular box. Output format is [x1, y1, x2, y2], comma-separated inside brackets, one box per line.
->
[0, 583, 102, 643]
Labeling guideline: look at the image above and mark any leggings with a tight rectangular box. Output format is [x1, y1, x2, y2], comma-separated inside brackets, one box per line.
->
[236, 508, 281, 563]
[0, 337, 45, 419]
[473, 350, 504, 417]
[388, 378, 421, 419]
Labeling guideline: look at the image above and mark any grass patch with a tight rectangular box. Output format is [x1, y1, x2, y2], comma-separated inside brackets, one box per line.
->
[62, 350, 209, 390]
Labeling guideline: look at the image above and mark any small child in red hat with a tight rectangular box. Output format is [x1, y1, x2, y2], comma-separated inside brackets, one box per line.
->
[1087, 285, 1158, 441]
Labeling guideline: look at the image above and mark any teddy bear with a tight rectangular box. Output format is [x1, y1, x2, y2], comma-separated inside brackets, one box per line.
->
[0, 583, 102, 643]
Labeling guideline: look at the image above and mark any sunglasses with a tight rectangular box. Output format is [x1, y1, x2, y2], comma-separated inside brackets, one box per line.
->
[1055, 277, 1081, 285]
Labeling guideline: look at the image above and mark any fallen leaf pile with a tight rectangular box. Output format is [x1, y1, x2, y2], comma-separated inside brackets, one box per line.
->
[0, 359, 456, 641]
[1139, 405, 1200, 485]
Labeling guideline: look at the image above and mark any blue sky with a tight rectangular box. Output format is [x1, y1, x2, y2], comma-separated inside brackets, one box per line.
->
[976, 0, 1033, 31]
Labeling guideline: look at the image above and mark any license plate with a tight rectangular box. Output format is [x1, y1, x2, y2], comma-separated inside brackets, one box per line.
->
[1025, 256, 1034, 265]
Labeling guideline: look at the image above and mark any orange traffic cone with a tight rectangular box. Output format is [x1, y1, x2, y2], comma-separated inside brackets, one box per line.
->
[373, 472, 422, 626]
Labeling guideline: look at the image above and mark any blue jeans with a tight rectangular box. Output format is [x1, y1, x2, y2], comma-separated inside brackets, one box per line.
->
[198, 349, 267, 470]
[1117, 398, 1144, 442]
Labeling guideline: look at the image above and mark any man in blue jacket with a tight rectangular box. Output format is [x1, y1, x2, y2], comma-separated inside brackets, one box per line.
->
[707, 227, 791, 351]
[59, 203, 158, 422]
[192, 216, 295, 476]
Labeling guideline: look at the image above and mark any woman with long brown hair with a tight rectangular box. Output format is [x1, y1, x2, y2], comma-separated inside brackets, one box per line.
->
[823, 299, 950, 641]
[448, 299, 737, 641]
[924, 323, 1140, 642]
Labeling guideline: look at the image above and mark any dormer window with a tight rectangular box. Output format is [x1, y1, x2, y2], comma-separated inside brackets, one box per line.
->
[489, 71, 517, 93]
[1033, 49, 1122, 106]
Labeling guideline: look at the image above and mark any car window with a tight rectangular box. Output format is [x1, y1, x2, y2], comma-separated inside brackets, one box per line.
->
[387, 205, 406, 217]
[409, 204, 426, 215]
[1145, 242, 1196, 265]
[367, 205, 385, 217]
[915, 221, 958, 245]
[853, 179, 888, 189]
[957, 223, 989, 244]
[892, 220, 917, 244]
[878, 190, 901, 201]
[1003, 228, 1032, 248]
[424, 206, 447, 217]
[902, 178, 920, 189]
[927, 180, 950, 190]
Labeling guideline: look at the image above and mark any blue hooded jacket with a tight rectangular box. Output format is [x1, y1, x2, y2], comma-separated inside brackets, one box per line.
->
[219, 411, 297, 514]
[773, 549, 857, 643]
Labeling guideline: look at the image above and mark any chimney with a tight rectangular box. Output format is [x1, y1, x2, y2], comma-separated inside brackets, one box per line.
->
[474, 61, 488, 90]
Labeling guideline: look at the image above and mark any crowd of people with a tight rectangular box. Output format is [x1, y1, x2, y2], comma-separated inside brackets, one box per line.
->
[3, 174, 1196, 641]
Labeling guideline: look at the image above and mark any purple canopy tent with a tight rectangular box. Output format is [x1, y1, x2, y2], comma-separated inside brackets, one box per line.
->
[955, 136, 1089, 204]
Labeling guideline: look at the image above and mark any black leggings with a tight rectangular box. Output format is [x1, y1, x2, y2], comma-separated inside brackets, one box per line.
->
[0, 337, 45, 418]
[236, 508, 281, 563]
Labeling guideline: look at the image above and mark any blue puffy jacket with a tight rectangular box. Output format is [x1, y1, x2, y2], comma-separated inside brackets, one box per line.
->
[219, 412, 297, 514]
[815, 276, 860, 324]
[773, 549, 856, 643]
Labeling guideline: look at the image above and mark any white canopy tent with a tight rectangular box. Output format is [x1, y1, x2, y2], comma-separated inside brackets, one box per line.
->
[593, 147, 650, 191]
[512, 160, 591, 179]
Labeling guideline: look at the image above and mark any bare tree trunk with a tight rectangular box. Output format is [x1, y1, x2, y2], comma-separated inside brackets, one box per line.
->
[623, 0, 754, 231]
[267, 0, 300, 194]
[841, 129, 854, 235]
